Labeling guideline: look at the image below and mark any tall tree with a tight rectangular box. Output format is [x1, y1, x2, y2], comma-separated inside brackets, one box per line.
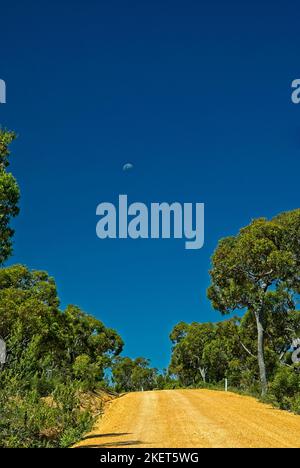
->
[169, 322, 215, 384]
[207, 214, 300, 395]
[0, 130, 20, 264]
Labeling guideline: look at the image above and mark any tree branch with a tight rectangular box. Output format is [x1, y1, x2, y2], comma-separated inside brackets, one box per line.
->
[240, 341, 256, 359]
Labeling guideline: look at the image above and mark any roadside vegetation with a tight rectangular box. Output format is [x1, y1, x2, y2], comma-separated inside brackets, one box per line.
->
[0, 128, 299, 448]
[0, 261, 124, 447]
[168, 209, 300, 411]
[168, 318, 300, 413]
[0, 130, 123, 447]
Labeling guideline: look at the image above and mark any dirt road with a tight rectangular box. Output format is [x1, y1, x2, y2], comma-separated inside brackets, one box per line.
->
[75, 389, 300, 448]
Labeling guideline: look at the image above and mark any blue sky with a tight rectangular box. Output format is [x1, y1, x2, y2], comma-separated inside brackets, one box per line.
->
[0, 0, 299, 368]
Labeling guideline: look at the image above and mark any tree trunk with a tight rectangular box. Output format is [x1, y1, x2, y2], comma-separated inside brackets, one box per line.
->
[255, 310, 268, 396]
[199, 367, 206, 383]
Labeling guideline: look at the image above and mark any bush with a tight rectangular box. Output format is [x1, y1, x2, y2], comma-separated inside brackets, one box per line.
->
[290, 394, 300, 414]
[269, 366, 300, 412]
[0, 381, 93, 448]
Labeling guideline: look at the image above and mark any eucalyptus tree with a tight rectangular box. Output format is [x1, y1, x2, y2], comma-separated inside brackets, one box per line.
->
[208, 212, 300, 395]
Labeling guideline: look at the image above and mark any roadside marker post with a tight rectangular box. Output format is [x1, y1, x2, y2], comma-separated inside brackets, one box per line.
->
[0, 339, 6, 370]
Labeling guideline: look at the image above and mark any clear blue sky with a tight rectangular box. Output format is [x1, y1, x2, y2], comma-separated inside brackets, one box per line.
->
[0, 0, 299, 369]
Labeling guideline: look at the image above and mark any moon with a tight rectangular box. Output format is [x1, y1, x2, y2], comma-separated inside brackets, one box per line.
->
[123, 163, 133, 172]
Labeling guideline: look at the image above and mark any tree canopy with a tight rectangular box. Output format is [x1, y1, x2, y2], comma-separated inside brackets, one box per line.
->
[0, 130, 20, 264]
[112, 356, 158, 392]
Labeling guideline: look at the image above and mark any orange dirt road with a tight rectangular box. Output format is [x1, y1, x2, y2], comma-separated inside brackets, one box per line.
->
[75, 389, 300, 448]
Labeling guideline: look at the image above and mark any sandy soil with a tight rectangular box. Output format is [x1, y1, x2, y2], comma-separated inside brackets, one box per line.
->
[74, 389, 300, 448]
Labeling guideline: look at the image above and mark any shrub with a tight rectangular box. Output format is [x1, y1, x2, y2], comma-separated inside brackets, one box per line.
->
[0, 382, 93, 448]
[269, 366, 300, 411]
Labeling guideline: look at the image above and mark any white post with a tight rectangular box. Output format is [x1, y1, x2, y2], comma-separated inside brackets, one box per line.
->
[0, 338, 6, 373]
[225, 378, 228, 392]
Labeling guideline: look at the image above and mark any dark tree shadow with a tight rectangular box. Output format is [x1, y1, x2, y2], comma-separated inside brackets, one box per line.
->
[81, 432, 132, 441]
[76, 440, 144, 448]
[75, 432, 147, 448]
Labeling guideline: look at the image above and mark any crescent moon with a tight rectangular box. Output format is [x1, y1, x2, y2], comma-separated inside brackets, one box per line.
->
[123, 163, 134, 172]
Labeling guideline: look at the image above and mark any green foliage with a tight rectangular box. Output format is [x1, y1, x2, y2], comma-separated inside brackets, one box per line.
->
[0, 264, 123, 386]
[169, 319, 244, 386]
[0, 381, 93, 448]
[169, 322, 215, 385]
[169, 316, 300, 411]
[112, 357, 158, 392]
[207, 212, 300, 394]
[269, 366, 300, 412]
[0, 263, 124, 447]
[0, 130, 20, 264]
[155, 369, 179, 389]
[73, 354, 101, 390]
